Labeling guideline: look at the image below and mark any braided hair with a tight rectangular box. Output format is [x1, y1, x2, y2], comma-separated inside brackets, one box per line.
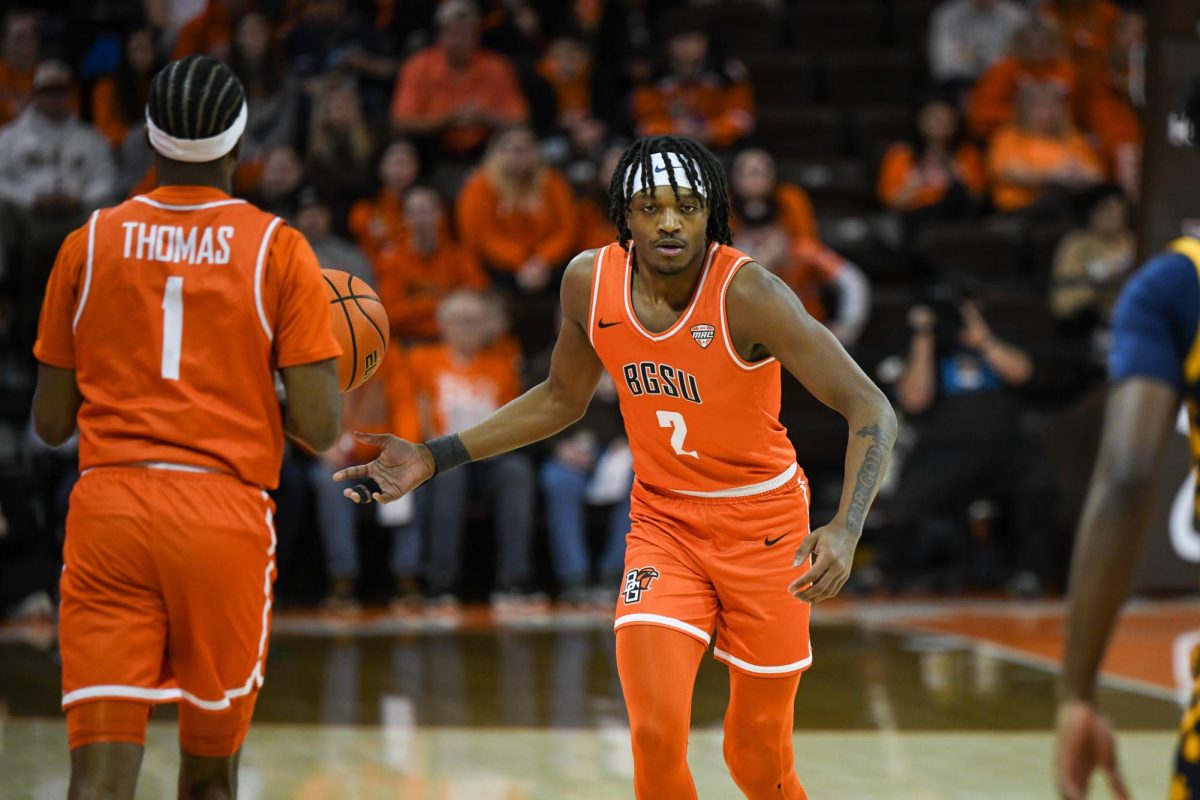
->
[146, 55, 245, 146]
[608, 135, 733, 250]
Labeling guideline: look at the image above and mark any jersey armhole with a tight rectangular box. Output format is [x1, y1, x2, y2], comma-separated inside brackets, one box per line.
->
[254, 217, 285, 343]
[719, 256, 776, 371]
[71, 209, 102, 333]
[586, 246, 606, 346]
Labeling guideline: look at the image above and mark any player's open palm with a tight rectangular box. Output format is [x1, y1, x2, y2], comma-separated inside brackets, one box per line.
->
[788, 523, 858, 603]
[332, 432, 435, 504]
[1055, 701, 1129, 800]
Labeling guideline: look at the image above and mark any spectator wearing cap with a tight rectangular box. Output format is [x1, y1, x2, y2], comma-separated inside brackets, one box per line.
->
[375, 185, 488, 344]
[967, 19, 1080, 141]
[928, 0, 1029, 89]
[0, 10, 40, 127]
[0, 60, 115, 347]
[631, 18, 755, 150]
[291, 185, 374, 284]
[349, 139, 422, 262]
[455, 125, 577, 295]
[390, 0, 529, 160]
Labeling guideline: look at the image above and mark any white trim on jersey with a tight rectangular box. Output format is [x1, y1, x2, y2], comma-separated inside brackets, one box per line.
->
[718, 255, 777, 371]
[71, 210, 101, 332]
[142, 461, 219, 474]
[613, 613, 711, 645]
[61, 498, 277, 712]
[253, 217, 282, 342]
[713, 647, 813, 675]
[624, 243, 716, 342]
[670, 462, 799, 499]
[586, 245, 606, 345]
[132, 196, 248, 212]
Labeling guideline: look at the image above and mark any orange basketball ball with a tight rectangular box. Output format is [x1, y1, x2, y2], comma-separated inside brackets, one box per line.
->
[321, 269, 388, 392]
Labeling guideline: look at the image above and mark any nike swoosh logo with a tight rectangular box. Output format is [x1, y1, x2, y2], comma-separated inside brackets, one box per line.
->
[763, 533, 786, 547]
[598, 319, 622, 329]
[654, 165, 669, 173]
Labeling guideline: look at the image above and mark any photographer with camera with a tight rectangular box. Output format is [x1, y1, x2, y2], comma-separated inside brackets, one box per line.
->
[886, 285, 1054, 596]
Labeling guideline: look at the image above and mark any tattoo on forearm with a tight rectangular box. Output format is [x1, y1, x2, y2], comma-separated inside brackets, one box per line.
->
[847, 423, 889, 533]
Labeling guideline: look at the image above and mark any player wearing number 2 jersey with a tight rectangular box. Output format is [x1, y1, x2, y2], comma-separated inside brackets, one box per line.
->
[335, 135, 897, 799]
[31, 56, 341, 799]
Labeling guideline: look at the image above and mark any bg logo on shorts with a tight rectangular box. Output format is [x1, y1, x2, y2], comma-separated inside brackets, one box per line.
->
[623, 567, 660, 604]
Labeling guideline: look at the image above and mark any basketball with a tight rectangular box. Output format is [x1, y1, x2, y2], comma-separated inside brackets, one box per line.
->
[321, 269, 388, 393]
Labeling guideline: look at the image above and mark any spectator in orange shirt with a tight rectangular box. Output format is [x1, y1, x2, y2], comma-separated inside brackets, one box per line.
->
[349, 138, 421, 261]
[987, 83, 1102, 214]
[408, 290, 537, 606]
[1038, 0, 1121, 74]
[538, 31, 612, 159]
[631, 18, 755, 150]
[1081, 11, 1144, 196]
[878, 98, 985, 235]
[171, 0, 249, 60]
[227, 12, 300, 193]
[967, 19, 1079, 140]
[376, 186, 489, 343]
[0, 11, 39, 127]
[91, 28, 162, 150]
[455, 125, 577, 294]
[390, 0, 529, 159]
[730, 149, 870, 344]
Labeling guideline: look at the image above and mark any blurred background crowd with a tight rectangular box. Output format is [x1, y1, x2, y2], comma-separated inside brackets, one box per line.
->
[0, 0, 1151, 616]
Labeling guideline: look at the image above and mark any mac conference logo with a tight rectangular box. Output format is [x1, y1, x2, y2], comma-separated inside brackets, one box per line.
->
[690, 324, 714, 349]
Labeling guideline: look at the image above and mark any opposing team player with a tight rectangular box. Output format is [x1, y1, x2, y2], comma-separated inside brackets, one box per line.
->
[32, 56, 341, 799]
[1054, 80, 1200, 800]
[335, 135, 897, 798]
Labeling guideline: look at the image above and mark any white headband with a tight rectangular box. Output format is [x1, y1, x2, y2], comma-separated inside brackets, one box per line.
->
[145, 101, 248, 162]
[624, 151, 707, 200]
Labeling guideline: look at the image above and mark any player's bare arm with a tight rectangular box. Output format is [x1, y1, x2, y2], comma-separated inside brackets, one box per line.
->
[1055, 378, 1176, 800]
[32, 364, 83, 446]
[725, 263, 898, 603]
[280, 358, 342, 452]
[334, 249, 605, 503]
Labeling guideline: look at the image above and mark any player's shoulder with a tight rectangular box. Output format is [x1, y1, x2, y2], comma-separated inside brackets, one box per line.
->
[1120, 246, 1198, 312]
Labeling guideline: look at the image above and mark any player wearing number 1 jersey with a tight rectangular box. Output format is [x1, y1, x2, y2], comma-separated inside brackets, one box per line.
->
[335, 135, 897, 798]
[31, 56, 341, 799]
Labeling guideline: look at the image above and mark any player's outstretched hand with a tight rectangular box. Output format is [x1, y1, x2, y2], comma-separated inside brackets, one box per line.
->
[1055, 700, 1129, 800]
[788, 523, 858, 603]
[332, 432, 435, 504]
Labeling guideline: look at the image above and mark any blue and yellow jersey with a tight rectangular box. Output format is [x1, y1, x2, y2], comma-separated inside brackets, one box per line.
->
[1110, 236, 1200, 510]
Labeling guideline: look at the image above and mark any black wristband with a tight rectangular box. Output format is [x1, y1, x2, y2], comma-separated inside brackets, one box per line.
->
[425, 433, 471, 476]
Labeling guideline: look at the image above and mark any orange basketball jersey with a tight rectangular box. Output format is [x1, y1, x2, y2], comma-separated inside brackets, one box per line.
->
[34, 185, 341, 489]
[587, 242, 797, 495]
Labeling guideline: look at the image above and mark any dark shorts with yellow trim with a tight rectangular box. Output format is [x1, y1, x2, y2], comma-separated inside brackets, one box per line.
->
[1172, 645, 1200, 798]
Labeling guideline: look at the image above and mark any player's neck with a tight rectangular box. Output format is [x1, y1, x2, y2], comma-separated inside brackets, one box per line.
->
[156, 159, 233, 195]
[632, 249, 706, 309]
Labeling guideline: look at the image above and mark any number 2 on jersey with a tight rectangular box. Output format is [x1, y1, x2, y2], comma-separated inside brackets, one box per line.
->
[657, 410, 699, 459]
[161, 276, 184, 380]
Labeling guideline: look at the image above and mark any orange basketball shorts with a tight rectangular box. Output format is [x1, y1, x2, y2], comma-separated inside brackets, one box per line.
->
[59, 466, 277, 756]
[613, 471, 813, 676]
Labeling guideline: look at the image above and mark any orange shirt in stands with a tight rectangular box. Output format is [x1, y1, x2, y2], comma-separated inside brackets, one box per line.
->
[731, 184, 819, 244]
[577, 195, 616, 251]
[171, 0, 235, 59]
[404, 342, 521, 438]
[633, 73, 755, 149]
[33, 185, 340, 489]
[91, 76, 141, 148]
[374, 233, 489, 342]
[876, 143, 986, 210]
[987, 125, 1102, 212]
[349, 189, 406, 260]
[0, 58, 32, 127]
[455, 167, 578, 273]
[390, 44, 528, 155]
[967, 57, 1079, 140]
[1040, 0, 1121, 71]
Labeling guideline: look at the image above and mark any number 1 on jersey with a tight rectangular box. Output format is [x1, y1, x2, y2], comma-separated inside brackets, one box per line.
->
[161, 276, 184, 380]
[657, 410, 699, 459]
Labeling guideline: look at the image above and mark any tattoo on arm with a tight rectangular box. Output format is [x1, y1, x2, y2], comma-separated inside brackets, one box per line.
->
[847, 423, 889, 533]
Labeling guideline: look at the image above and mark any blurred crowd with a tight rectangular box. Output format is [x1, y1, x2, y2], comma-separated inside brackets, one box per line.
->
[0, 0, 1148, 616]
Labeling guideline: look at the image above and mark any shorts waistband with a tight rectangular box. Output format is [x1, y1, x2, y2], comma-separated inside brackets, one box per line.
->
[79, 463, 264, 492]
[637, 463, 804, 505]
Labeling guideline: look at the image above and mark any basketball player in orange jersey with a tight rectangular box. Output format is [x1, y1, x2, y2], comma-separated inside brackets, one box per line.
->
[336, 135, 898, 798]
[31, 56, 341, 799]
